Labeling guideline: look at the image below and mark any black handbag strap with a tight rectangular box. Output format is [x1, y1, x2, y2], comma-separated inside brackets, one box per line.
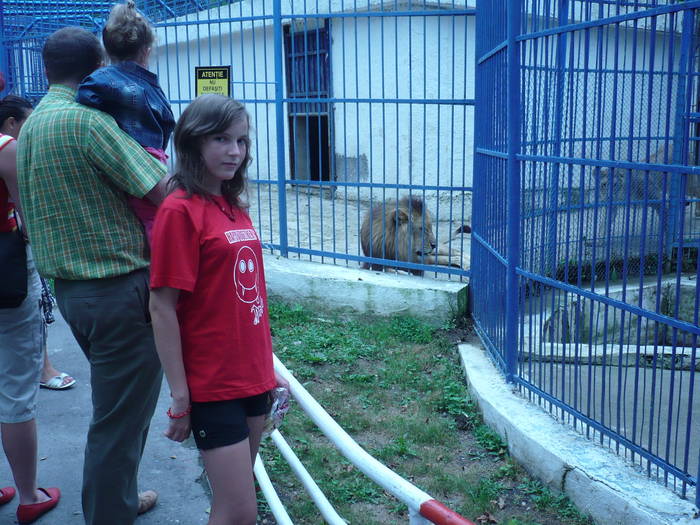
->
[12, 209, 26, 242]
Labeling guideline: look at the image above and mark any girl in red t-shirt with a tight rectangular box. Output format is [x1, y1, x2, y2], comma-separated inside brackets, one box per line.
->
[149, 94, 288, 525]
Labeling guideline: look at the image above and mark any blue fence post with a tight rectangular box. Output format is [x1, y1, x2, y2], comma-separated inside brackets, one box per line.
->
[670, 9, 694, 258]
[505, 0, 521, 382]
[676, 9, 700, 508]
[697, 446, 700, 508]
[273, 0, 288, 257]
[547, 0, 569, 279]
[0, 1, 7, 97]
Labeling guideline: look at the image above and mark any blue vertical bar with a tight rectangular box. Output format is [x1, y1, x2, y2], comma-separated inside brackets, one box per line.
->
[552, 0, 569, 407]
[0, 0, 7, 97]
[672, 7, 699, 506]
[273, 0, 288, 257]
[670, 10, 694, 250]
[505, 0, 521, 382]
[548, 0, 568, 282]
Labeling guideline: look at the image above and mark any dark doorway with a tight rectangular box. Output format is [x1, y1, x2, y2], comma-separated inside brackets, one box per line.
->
[283, 20, 333, 183]
[288, 115, 330, 182]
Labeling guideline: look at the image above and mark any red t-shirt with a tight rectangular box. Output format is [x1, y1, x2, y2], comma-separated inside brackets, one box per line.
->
[0, 134, 18, 233]
[150, 189, 276, 402]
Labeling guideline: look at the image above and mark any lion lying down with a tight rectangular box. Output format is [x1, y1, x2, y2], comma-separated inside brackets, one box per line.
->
[360, 195, 470, 276]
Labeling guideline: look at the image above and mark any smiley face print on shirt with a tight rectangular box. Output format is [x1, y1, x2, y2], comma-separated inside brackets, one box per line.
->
[234, 245, 260, 304]
[226, 228, 265, 324]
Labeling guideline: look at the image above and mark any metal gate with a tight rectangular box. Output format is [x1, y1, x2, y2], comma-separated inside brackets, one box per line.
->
[0, 0, 474, 278]
[473, 0, 700, 505]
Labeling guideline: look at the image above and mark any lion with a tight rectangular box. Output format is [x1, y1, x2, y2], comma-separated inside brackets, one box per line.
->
[360, 196, 469, 275]
[597, 145, 700, 212]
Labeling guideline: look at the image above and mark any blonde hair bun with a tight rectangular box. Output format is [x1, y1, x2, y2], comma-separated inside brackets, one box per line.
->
[102, 1, 155, 62]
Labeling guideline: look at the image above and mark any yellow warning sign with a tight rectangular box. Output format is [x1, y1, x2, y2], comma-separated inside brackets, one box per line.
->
[195, 66, 231, 97]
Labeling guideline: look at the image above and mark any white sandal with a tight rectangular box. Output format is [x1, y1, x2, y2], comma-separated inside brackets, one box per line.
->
[39, 372, 76, 390]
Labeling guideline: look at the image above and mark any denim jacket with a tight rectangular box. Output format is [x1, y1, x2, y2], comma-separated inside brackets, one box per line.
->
[77, 62, 175, 151]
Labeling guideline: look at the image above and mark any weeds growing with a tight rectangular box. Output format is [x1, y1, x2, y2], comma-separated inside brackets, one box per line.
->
[260, 300, 593, 525]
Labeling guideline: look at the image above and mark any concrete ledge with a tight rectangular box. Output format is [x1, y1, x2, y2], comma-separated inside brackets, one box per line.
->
[264, 255, 468, 325]
[458, 343, 698, 525]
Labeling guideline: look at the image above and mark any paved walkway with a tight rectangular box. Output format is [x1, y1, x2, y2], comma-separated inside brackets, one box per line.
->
[0, 312, 210, 525]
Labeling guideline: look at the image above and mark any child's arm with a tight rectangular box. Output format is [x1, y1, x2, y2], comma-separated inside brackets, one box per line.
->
[150, 285, 191, 442]
[76, 74, 112, 111]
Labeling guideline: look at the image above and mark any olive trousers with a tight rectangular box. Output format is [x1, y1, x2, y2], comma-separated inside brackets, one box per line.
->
[55, 269, 163, 525]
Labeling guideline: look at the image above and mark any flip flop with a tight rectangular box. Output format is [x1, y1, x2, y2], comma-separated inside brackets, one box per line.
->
[39, 373, 76, 390]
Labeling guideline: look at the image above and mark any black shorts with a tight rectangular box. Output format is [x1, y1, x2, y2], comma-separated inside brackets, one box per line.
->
[190, 391, 272, 450]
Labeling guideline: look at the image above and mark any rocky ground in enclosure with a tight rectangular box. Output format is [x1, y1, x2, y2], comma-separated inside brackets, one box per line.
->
[247, 183, 473, 279]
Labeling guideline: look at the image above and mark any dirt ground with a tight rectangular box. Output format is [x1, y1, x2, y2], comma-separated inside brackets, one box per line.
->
[247, 183, 472, 279]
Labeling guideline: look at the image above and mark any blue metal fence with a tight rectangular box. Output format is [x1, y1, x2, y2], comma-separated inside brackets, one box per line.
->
[1, 0, 473, 278]
[474, 0, 700, 506]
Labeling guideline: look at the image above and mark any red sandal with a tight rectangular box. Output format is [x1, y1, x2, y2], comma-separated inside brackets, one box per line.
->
[16, 487, 60, 524]
[0, 487, 15, 505]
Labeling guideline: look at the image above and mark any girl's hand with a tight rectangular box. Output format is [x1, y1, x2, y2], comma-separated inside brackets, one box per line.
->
[164, 411, 191, 442]
[274, 370, 290, 392]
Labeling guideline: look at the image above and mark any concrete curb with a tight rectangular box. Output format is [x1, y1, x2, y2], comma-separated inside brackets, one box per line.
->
[458, 343, 699, 525]
[264, 254, 468, 325]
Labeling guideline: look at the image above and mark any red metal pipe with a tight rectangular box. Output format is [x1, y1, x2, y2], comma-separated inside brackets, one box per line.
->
[419, 499, 476, 525]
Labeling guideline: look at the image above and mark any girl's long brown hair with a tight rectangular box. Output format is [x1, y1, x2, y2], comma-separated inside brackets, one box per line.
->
[170, 94, 252, 208]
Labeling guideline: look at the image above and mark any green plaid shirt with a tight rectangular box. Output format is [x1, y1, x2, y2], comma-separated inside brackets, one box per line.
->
[17, 85, 167, 280]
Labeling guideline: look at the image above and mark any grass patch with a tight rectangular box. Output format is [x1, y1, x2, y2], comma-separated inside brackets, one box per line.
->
[259, 300, 593, 525]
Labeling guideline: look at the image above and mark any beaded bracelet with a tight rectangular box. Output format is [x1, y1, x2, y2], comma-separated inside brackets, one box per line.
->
[167, 406, 191, 419]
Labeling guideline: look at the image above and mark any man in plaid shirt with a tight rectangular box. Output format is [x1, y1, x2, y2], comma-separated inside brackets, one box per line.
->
[17, 27, 168, 525]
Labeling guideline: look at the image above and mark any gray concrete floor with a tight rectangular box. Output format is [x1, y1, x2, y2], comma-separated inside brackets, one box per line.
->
[0, 312, 209, 525]
[520, 362, 700, 501]
[247, 183, 471, 277]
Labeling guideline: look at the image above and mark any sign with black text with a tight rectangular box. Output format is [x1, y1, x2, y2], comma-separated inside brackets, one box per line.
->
[195, 66, 231, 97]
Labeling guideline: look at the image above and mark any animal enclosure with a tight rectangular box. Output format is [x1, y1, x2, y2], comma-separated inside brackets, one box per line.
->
[2, 0, 699, 510]
[1, 0, 474, 277]
[473, 0, 700, 506]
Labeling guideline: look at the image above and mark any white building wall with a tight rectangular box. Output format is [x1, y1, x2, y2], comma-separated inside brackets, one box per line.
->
[331, 14, 474, 207]
[151, 0, 474, 211]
